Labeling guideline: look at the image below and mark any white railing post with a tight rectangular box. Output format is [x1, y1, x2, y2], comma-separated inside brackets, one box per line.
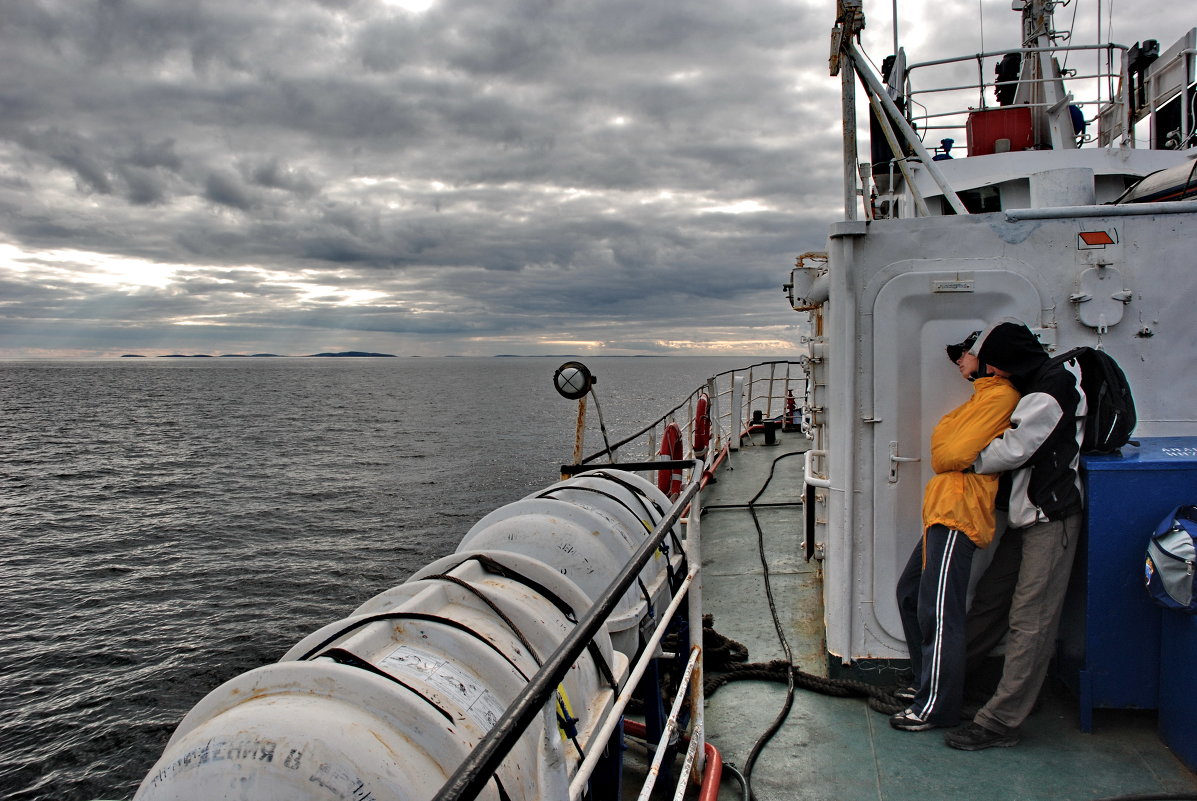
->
[706, 376, 721, 455]
[685, 486, 705, 783]
[730, 375, 744, 451]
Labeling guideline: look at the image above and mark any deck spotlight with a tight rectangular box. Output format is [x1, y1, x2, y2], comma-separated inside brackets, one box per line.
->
[553, 361, 593, 400]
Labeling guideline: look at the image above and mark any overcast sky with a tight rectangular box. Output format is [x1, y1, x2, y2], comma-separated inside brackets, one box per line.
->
[0, 0, 1189, 357]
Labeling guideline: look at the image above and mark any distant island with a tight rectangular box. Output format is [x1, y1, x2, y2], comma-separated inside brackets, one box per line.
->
[121, 351, 396, 358]
[307, 351, 396, 358]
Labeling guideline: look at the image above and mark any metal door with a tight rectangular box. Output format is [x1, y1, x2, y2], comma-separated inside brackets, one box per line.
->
[867, 263, 1044, 648]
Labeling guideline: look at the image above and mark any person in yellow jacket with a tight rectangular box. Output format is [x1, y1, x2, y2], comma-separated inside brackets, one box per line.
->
[890, 331, 1021, 731]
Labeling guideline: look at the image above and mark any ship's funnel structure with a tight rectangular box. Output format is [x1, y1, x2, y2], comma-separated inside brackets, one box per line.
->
[135, 470, 682, 801]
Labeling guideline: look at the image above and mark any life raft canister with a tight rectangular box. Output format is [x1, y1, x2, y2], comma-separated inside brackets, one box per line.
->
[657, 421, 684, 497]
[693, 394, 711, 455]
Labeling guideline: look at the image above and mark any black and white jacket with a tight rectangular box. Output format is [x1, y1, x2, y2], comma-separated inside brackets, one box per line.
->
[969, 322, 1088, 528]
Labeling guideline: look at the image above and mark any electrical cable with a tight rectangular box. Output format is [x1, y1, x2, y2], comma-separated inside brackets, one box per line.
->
[740, 450, 804, 801]
[715, 447, 906, 799]
[721, 760, 751, 801]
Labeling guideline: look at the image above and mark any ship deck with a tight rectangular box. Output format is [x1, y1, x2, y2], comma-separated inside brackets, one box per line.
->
[677, 427, 1197, 801]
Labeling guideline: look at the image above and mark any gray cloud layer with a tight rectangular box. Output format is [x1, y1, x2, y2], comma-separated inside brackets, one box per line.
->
[0, 0, 1186, 356]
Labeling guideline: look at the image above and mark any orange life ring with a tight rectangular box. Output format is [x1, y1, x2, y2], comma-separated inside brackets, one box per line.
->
[657, 422, 684, 497]
[693, 394, 711, 454]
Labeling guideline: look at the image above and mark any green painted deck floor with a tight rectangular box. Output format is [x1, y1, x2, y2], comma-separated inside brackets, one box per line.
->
[684, 429, 1197, 801]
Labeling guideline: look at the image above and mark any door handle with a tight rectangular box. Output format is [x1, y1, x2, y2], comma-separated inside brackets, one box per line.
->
[888, 441, 920, 483]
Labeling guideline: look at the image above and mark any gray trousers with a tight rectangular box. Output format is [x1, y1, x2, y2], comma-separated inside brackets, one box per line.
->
[964, 525, 1021, 680]
[972, 513, 1081, 734]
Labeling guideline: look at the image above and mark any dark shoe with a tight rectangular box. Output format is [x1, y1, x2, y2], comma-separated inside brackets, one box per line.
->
[944, 721, 1020, 750]
[890, 708, 935, 732]
[893, 685, 917, 703]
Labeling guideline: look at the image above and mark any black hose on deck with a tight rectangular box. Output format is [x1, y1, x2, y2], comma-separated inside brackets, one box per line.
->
[721, 761, 751, 801]
[740, 450, 803, 801]
[725, 448, 907, 801]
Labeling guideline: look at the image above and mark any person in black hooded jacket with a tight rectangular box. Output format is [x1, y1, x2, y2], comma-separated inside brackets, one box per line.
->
[944, 321, 1087, 752]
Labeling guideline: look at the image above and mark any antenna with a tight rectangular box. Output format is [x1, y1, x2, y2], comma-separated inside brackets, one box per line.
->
[892, 0, 899, 55]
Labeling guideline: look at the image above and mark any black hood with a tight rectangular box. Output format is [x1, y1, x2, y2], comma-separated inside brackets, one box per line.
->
[946, 330, 981, 363]
[974, 322, 1049, 379]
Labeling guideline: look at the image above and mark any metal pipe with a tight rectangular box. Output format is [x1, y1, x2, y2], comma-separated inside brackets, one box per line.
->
[622, 721, 724, 801]
[1006, 199, 1197, 220]
[634, 646, 702, 801]
[571, 396, 587, 467]
[803, 449, 832, 488]
[707, 376, 722, 459]
[863, 87, 930, 217]
[589, 388, 615, 462]
[842, 60, 860, 220]
[560, 459, 693, 476]
[825, 225, 861, 659]
[891, 0, 898, 56]
[685, 481, 705, 781]
[672, 734, 703, 801]
[703, 501, 804, 511]
[905, 42, 1130, 72]
[566, 568, 698, 799]
[433, 463, 704, 801]
[846, 39, 968, 215]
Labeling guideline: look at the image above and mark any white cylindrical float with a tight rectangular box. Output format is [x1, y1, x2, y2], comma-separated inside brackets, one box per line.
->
[135, 470, 679, 801]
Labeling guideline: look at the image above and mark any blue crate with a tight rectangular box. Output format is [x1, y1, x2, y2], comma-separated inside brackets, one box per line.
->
[1061, 437, 1197, 732]
[1160, 610, 1197, 770]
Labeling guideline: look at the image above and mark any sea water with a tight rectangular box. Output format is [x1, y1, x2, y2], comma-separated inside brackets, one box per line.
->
[0, 355, 752, 800]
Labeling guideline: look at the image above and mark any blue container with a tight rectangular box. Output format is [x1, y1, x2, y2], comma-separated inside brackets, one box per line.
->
[1160, 610, 1197, 770]
[1061, 437, 1197, 732]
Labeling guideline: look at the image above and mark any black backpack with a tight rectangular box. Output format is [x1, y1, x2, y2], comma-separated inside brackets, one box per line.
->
[1042, 346, 1137, 454]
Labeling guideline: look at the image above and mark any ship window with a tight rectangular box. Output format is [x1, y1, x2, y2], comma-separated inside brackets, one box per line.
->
[948, 186, 1002, 214]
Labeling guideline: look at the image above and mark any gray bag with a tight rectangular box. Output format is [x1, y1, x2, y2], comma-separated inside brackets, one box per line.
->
[1145, 505, 1197, 614]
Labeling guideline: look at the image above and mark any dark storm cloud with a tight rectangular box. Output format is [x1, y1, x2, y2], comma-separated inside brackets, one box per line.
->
[29, 129, 115, 195]
[203, 169, 258, 210]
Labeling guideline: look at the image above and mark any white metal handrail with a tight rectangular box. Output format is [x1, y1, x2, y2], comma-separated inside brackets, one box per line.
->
[567, 466, 707, 801]
[578, 360, 809, 480]
[896, 41, 1139, 152]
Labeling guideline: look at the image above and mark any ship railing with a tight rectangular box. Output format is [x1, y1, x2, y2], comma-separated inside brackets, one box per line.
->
[433, 362, 809, 800]
[898, 41, 1138, 152]
[433, 460, 712, 801]
[573, 359, 809, 482]
[899, 30, 1197, 155]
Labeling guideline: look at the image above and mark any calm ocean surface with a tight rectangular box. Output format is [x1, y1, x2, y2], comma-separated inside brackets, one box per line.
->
[0, 355, 755, 800]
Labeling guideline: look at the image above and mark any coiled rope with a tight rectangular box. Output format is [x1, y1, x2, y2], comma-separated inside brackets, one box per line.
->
[704, 658, 903, 716]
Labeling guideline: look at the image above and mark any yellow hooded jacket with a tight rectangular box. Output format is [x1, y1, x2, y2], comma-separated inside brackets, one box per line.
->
[921, 375, 1020, 549]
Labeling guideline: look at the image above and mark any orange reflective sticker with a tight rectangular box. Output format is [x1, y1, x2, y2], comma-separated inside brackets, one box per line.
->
[1079, 231, 1116, 246]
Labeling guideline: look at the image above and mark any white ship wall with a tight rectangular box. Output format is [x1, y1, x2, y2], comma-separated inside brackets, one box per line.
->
[816, 205, 1197, 661]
